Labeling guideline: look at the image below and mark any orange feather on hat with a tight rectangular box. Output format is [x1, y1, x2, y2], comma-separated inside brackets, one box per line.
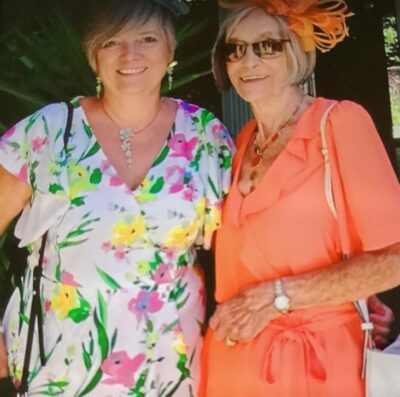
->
[218, 0, 353, 52]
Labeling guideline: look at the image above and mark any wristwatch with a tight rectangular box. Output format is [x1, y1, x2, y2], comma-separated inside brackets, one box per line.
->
[273, 279, 290, 313]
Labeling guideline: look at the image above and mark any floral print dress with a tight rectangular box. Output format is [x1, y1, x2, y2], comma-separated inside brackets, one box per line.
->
[0, 97, 233, 397]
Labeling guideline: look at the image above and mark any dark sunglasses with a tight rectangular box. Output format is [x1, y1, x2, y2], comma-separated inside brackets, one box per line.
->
[220, 38, 290, 62]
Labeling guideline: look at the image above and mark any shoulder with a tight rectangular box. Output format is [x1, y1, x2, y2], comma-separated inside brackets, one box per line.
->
[328, 99, 372, 122]
[173, 98, 220, 125]
[304, 96, 371, 129]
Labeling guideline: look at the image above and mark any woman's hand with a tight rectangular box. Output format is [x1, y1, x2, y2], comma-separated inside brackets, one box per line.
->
[0, 333, 8, 378]
[368, 295, 394, 348]
[209, 282, 277, 342]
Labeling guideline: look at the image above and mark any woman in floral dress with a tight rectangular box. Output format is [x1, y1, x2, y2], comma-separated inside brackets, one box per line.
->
[0, 1, 233, 396]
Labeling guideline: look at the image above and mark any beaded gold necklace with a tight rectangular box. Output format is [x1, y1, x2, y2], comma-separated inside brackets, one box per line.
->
[249, 97, 304, 191]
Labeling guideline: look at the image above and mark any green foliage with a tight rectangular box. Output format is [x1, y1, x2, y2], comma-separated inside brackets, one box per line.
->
[383, 17, 400, 67]
[0, 2, 213, 131]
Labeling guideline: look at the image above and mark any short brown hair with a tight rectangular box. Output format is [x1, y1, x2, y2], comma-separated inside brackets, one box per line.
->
[212, 7, 316, 92]
[82, 0, 176, 73]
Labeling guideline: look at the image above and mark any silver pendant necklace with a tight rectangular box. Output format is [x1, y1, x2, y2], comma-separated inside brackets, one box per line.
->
[102, 99, 163, 168]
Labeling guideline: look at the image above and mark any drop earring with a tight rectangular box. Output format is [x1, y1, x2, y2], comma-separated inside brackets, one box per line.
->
[167, 61, 177, 91]
[96, 76, 102, 98]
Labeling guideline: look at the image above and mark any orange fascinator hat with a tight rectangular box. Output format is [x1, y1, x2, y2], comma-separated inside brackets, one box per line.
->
[218, 0, 353, 52]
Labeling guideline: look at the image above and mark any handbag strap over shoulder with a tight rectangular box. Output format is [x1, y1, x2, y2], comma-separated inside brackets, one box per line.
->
[17, 101, 74, 396]
[319, 100, 374, 378]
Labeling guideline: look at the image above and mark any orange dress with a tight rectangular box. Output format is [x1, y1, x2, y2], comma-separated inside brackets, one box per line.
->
[200, 98, 400, 397]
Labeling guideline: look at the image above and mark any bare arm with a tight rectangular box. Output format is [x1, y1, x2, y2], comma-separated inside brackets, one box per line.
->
[0, 166, 32, 234]
[210, 243, 400, 341]
[0, 165, 31, 377]
[285, 243, 400, 307]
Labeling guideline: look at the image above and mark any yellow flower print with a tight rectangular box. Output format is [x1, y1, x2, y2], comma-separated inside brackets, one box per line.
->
[51, 285, 80, 320]
[68, 164, 97, 199]
[49, 159, 62, 175]
[195, 198, 206, 218]
[111, 215, 146, 247]
[136, 260, 151, 276]
[145, 332, 159, 359]
[136, 178, 157, 203]
[204, 206, 221, 237]
[165, 220, 200, 249]
[173, 333, 187, 355]
[19, 142, 29, 161]
[13, 366, 23, 382]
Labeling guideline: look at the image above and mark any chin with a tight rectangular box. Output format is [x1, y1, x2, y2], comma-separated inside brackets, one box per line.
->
[235, 90, 269, 104]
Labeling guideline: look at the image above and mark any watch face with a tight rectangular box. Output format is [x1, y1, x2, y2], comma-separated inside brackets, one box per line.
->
[274, 295, 290, 312]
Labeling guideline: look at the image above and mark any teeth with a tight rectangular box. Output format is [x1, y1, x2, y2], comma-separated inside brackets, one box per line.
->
[241, 75, 267, 81]
[119, 67, 146, 74]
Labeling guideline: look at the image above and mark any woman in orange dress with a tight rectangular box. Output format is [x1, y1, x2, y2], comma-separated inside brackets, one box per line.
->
[200, 1, 400, 396]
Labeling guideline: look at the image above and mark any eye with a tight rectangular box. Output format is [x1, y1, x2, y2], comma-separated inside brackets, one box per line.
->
[224, 42, 245, 62]
[102, 40, 120, 49]
[140, 36, 157, 44]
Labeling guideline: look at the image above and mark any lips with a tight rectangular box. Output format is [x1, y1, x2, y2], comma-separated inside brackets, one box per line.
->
[240, 75, 268, 82]
[118, 67, 147, 75]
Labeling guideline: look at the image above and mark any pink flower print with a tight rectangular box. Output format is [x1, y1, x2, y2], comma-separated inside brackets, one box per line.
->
[160, 247, 175, 261]
[114, 246, 126, 261]
[101, 241, 112, 252]
[128, 290, 163, 321]
[60, 271, 82, 287]
[101, 351, 146, 388]
[110, 174, 124, 187]
[182, 179, 196, 202]
[168, 134, 198, 161]
[44, 300, 51, 313]
[2, 125, 16, 139]
[153, 263, 173, 284]
[101, 160, 110, 172]
[166, 166, 185, 193]
[31, 136, 48, 152]
[212, 124, 229, 142]
[181, 102, 199, 113]
[182, 188, 193, 201]
[17, 164, 28, 183]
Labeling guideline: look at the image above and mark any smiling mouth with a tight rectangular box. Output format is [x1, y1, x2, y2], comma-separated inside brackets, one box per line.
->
[118, 67, 147, 75]
[240, 75, 268, 82]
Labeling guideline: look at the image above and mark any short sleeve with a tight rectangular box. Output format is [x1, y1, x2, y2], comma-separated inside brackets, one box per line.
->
[199, 111, 235, 249]
[329, 100, 400, 251]
[0, 103, 68, 193]
[0, 103, 71, 246]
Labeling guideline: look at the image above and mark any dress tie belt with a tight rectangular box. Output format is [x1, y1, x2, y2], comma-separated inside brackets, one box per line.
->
[263, 311, 357, 386]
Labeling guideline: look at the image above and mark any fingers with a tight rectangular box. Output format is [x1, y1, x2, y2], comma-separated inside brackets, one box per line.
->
[368, 295, 394, 321]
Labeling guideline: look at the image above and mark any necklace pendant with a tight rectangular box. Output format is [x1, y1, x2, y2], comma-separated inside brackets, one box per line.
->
[250, 169, 258, 181]
[251, 154, 263, 168]
[119, 128, 133, 167]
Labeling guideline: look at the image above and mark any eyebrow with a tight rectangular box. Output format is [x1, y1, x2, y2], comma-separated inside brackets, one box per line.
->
[229, 31, 282, 42]
[138, 30, 161, 36]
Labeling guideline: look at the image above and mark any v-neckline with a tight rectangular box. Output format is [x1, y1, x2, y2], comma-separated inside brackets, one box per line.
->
[76, 97, 181, 193]
[232, 97, 318, 200]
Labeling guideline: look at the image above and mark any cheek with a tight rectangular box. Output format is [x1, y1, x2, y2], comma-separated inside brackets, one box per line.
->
[226, 63, 239, 84]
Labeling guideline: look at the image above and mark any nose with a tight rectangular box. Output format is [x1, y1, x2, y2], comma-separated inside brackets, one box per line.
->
[241, 43, 260, 67]
[121, 41, 143, 59]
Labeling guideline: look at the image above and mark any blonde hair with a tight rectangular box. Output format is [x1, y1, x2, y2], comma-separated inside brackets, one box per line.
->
[82, 0, 176, 73]
[212, 7, 316, 91]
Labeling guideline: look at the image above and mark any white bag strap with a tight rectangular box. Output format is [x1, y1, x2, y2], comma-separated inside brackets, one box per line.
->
[320, 101, 338, 219]
[319, 101, 374, 377]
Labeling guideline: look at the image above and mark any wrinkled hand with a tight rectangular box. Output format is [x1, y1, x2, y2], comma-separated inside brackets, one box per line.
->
[209, 282, 277, 342]
[368, 295, 394, 348]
